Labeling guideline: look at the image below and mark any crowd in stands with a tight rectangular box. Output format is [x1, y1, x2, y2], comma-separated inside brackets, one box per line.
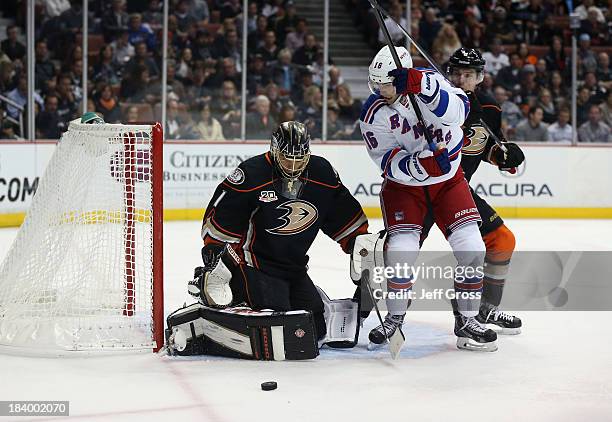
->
[0, 0, 610, 142]
[350, 0, 612, 142]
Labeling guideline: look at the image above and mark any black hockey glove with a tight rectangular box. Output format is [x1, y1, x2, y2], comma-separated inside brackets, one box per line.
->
[494, 143, 524, 169]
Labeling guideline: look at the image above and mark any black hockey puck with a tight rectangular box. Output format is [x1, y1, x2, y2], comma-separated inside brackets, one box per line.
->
[261, 381, 277, 391]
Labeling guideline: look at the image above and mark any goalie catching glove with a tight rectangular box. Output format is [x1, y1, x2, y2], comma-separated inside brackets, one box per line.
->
[188, 244, 239, 307]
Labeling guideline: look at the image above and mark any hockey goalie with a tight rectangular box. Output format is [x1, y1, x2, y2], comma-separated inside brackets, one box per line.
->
[165, 121, 374, 360]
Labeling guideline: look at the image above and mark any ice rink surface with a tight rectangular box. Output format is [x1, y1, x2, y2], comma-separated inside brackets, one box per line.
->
[1, 219, 611, 422]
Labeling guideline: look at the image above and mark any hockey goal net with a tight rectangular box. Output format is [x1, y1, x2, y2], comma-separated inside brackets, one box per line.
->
[0, 121, 164, 354]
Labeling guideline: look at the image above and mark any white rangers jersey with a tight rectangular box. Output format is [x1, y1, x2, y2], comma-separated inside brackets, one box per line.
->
[359, 68, 470, 186]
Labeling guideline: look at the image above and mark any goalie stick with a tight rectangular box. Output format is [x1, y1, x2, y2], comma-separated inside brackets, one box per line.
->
[367, 0, 512, 164]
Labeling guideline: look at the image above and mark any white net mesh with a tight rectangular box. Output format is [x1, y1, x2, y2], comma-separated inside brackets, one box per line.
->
[0, 122, 161, 353]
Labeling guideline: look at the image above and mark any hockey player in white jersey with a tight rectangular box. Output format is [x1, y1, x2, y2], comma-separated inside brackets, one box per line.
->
[359, 45, 497, 352]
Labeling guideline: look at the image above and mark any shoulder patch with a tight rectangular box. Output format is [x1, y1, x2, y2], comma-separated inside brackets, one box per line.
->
[227, 167, 245, 185]
[360, 94, 386, 124]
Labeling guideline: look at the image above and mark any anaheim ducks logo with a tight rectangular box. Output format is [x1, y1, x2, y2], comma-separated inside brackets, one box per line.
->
[463, 125, 488, 156]
[267, 200, 319, 236]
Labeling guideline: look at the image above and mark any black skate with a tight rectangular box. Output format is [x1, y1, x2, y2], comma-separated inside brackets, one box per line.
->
[454, 314, 498, 352]
[368, 313, 404, 350]
[476, 302, 522, 335]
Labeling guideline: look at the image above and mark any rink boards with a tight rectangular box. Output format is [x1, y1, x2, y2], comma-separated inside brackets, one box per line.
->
[1, 141, 611, 226]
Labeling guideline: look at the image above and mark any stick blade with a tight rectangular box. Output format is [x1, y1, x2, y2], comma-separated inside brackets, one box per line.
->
[388, 328, 405, 360]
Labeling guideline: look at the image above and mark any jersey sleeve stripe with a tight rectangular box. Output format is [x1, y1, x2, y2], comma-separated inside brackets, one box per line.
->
[457, 94, 470, 117]
[366, 100, 386, 124]
[418, 80, 440, 104]
[361, 97, 385, 123]
[432, 89, 449, 117]
[300, 177, 340, 189]
[222, 180, 275, 192]
[482, 104, 502, 112]
[332, 214, 368, 242]
[381, 147, 402, 176]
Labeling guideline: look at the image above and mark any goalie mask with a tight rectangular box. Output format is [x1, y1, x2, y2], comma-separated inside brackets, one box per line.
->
[448, 48, 485, 86]
[270, 121, 311, 199]
[368, 45, 413, 96]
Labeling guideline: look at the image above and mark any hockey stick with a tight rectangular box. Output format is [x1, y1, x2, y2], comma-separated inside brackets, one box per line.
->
[367, 0, 510, 159]
[369, 2, 440, 154]
[361, 269, 404, 359]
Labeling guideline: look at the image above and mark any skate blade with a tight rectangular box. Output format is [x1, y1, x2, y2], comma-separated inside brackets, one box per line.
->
[456, 337, 498, 352]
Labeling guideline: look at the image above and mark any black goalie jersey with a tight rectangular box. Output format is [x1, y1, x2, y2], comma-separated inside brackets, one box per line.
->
[201, 152, 368, 279]
[460, 90, 503, 182]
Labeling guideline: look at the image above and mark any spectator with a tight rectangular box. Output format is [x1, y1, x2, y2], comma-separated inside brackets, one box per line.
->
[419, 8, 442, 51]
[166, 61, 187, 101]
[378, 4, 407, 45]
[335, 83, 362, 128]
[482, 38, 509, 77]
[142, 0, 163, 27]
[35, 40, 56, 92]
[101, 0, 129, 42]
[291, 70, 315, 108]
[547, 107, 573, 143]
[184, 63, 214, 106]
[192, 29, 215, 61]
[246, 95, 276, 139]
[261, 0, 282, 18]
[534, 59, 549, 88]
[36, 94, 65, 139]
[328, 66, 344, 94]
[578, 34, 598, 74]
[326, 101, 347, 140]
[514, 106, 550, 141]
[245, 2, 259, 35]
[0, 61, 15, 94]
[265, 82, 293, 121]
[580, 6, 608, 46]
[486, 7, 517, 44]
[577, 86, 594, 125]
[213, 29, 241, 68]
[494, 85, 523, 129]
[110, 30, 135, 70]
[431, 24, 461, 64]
[220, 57, 242, 90]
[186, 0, 210, 22]
[176, 48, 193, 81]
[301, 86, 323, 139]
[578, 104, 611, 142]
[1, 25, 26, 62]
[517, 42, 537, 66]
[1, 121, 19, 140]
[257, 30, 280, 65]
[522, 0, 548, 43]
[214, 80, 241, 138]
[575, 0, 598, 20]
[125, 42, 160, 80]
[601, 90, 612, 127]
[175, 0, 197, 31]
[271, 49, 296, 92]
[544, 36, 568, 75]
[92, 44, 120, 85]
[94, 84, 121, 123]
[128, 13, 156, 51]
[247, 54, 270, 95]
[4, 76, 28, 120]
[120, 65, 157, 104]
[582, 72, 607, 104]
[195, 103, 225, 140]
[285, 18, 308, 53]
[293, 33, 320, 67]
[248, 15, 269, 53]
[496, 53, 523, 93]
[596, 52, 611, 87]
[220, 0, 242, 21]
[275, 3, 299, 46]
[549, 71, 569, 109]
[56, 74, 78, 124]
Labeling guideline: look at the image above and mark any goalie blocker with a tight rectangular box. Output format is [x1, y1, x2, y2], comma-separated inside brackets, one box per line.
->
[166, 287, 361, 360]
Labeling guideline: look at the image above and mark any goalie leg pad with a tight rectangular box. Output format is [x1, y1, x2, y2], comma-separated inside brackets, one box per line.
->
[316, 286, 360, 348]
[165, 303, 319, 360]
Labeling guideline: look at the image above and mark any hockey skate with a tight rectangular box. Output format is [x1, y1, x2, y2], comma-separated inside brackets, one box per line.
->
[368, 313, 404, 350]
[454, 314, 498, 352]
[476, 302, 522, 335]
